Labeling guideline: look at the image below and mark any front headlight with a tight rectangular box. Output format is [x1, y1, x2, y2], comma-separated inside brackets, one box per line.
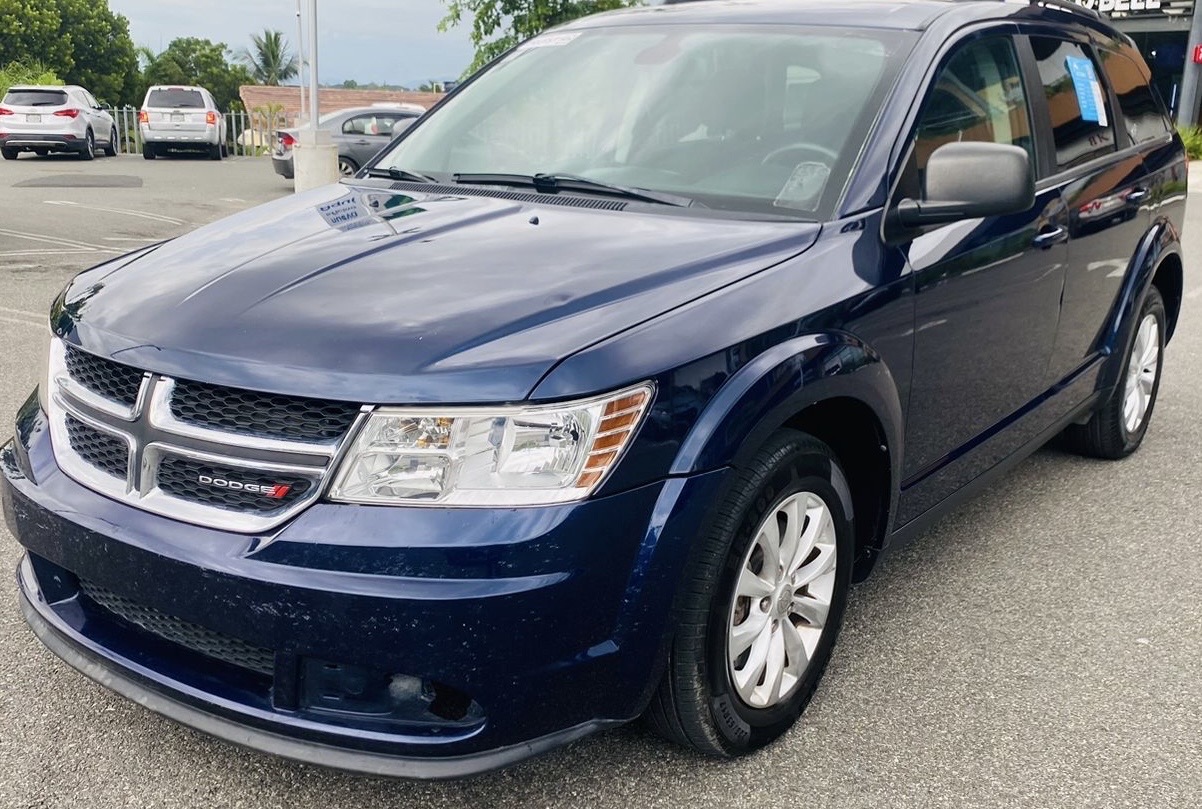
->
[329, 383, 653, 506]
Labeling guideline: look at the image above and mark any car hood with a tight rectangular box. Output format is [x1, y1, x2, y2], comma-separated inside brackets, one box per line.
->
[60, 182, 820, 404]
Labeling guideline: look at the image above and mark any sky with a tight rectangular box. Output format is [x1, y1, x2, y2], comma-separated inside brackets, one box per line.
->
[109, 0, 476, 87]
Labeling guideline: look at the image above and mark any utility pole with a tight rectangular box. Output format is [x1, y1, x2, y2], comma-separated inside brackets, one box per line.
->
[1179, 11, 1202, 126]
[296, 0, 306, 125]
[293, 0, 339, 192]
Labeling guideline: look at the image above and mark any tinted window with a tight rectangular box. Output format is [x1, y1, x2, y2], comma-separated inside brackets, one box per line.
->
[343, 114, 405, 136]
[1031, 38, 1116, 171]
[147, 89, 206, 108]
[376, 25, 916, 219]
[2, 89, 67, 107]
[1098, 45, 1170, 145]
[899, 36, 1031, 200]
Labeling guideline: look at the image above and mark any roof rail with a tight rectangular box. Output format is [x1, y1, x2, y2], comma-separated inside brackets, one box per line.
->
[1027, 0, 1101, 20]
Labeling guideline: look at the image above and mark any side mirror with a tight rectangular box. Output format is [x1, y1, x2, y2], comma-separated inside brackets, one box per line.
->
[895, 142, 1035, 228]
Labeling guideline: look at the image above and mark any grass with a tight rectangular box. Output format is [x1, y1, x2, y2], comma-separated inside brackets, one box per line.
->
[1177, 125, 1202, 160]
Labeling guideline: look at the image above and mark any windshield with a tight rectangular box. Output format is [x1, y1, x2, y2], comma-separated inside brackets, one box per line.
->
[3, 89, 68, 107]
[376, 24, 914, 218]
[147, 89, 205, 108]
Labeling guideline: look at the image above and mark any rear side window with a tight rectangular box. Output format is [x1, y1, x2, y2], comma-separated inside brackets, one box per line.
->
[1030, 38, 1116, 171]
[1098, 45, 1171, 145]
[2, 89, 67, 107]
[147, 89, 206, 108]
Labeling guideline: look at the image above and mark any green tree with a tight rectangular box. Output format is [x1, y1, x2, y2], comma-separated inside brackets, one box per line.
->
[237, 29, 297, 86]
[0, 0, 70, 78]
[142, 38, 252, 110]
[56, 0, 138, 104]
[0, 0, 138, 105]
[440, 0, 637, 74]
[0, 60, 62, 98]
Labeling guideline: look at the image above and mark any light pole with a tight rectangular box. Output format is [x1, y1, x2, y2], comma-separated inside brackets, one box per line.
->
[295, 0, 306, 124]
[293, 0, 339, 192]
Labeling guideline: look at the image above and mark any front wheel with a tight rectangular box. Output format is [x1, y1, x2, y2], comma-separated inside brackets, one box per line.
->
[645, 430, 854, 756]
[1062, 286, 1166, 459]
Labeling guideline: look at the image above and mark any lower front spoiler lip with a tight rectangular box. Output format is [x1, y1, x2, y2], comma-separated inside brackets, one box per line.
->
[16, 557, 618, 780]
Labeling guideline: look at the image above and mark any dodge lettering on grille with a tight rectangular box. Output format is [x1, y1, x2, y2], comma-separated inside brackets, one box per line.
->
[197, 475, 292, 499]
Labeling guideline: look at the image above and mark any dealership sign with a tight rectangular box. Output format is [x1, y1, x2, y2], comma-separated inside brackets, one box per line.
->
[1073, 0, 1193, 14]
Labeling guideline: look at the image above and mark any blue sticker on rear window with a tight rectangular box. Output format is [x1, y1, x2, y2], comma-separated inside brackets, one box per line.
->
[1065, 55, 1108, 127]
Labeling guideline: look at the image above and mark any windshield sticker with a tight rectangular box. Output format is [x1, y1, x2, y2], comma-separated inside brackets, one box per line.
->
[1065, 56, 1108, 127]
[775, 162, 830, 211]
[519, 32, 581, 50]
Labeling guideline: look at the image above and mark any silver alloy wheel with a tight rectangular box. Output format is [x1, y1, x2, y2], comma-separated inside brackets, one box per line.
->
[338, 158, 355, 177]
[727, 490, 837, 709]
[1122, 313, 1160, 435]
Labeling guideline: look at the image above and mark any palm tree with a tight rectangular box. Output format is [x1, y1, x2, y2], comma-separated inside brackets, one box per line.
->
[237, 30, 298, 86]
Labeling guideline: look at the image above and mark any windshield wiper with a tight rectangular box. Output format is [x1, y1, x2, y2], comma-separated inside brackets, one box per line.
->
[451, 172, 696, 208]
[362, 167, 440, 183]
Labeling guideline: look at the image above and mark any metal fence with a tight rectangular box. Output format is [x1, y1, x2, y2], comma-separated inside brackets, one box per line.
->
[104, 106, 287, 157]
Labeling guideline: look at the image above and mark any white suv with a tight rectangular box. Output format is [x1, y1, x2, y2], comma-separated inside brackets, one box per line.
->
[139, 85, 225, 160]
[0, 85, 117, 161]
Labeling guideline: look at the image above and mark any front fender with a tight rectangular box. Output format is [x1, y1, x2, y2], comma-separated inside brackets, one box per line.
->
[669, 331, 904, 480]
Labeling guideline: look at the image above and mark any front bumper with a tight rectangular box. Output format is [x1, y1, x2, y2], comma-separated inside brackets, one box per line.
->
[3, 398, 726, 776]
[0, 133, 82, 152]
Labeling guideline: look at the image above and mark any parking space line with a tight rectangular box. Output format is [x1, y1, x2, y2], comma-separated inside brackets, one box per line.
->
[0, 306, 44, 322]
[0, 314, 43, 329]
[0, 228, 122, 253]
[44, 200, 185, 226]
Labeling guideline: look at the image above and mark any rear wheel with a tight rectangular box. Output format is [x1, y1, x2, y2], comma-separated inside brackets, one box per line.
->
[209, 142, 222, 161]
[338, 156, 359, 177]
[645, 430, 854, 756]
[1, 147, 17, 161]
[79, 130, 95, 161]
[1062, 286, 1166, 459]
[142, 143, 156, 160]
[102, 127, 118, 157]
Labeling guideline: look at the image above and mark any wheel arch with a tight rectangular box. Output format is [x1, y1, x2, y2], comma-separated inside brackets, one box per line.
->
[670, 331, 903, 581]
[1100, 218, 1182, 391]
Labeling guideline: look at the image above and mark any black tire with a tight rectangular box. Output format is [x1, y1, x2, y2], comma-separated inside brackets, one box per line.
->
[1, 147, 17, 161]
[338, 156, 359, 177]
[209, 143, 222, 161]
[645, 430, 854, 757]
[79, 130, 94, 161]
[220, 142, 229, 158]
[102, 127, 118, 157]
[1062, 286, 1166, 459]
[142, 143, 156, 160]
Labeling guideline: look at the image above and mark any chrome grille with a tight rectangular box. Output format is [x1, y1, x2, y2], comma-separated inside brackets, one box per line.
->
[63, 344, 143, 406]
[170, 379, 360, 442]
[64, 415, 128, 480]
[79, 579, 275, 676]
[46, 339, 365, 532]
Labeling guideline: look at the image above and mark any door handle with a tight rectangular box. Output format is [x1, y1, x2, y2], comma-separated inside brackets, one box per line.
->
[354, 139, 370, 145]
[1126, 187, 1151, 205]
[1032, 226, 1068, 249]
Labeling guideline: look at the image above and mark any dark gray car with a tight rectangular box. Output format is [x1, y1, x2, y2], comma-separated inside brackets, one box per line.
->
[271, 105, 424, 179]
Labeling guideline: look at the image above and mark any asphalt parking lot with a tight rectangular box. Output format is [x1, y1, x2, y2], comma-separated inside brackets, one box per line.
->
[1, 154, 1200, 809]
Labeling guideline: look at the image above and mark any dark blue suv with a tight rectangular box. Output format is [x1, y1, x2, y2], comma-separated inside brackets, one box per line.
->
[3, 0, 1185, 778]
